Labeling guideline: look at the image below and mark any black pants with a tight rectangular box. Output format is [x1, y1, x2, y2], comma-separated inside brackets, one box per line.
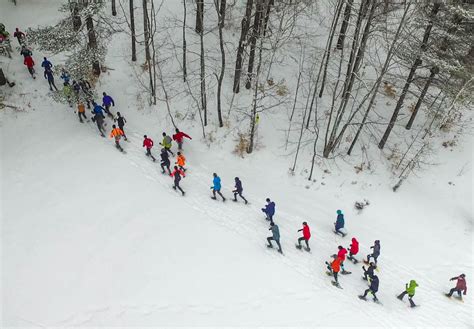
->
[118, 125, 127, 140]
[367, 253, 379, 264]
[177, 141, 183, 150]
[267, 237, 282, 251]
[78, 111, 87, 122]
[173, 179, 184, 194]
[96, 121, 105, 135]
[145, 148, 156, 161]
[233, 191, 248, 203]
[48, 79, 58, 91]
[163, 146, 174, 156]
[104, 105, 114, 118]
[362, 288, 378, 300]
[363, 269, 373, 281]
[115, 140, 123, 150]
[213, 189, 225, 201]
[161, 163, 171, 174]
[297, 237, 309, 248]
[397, 291, 416, 307]
[447, 288, 462, 297]
[27, 67, 35, 77]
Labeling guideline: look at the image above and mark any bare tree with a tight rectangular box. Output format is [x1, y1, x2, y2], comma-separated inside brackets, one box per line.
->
[130, 0, 137, 61]
[215, 0, 226, 127]
[245, 0, 265, 90]
[182, 0, 187, 81]
[233, 0, 254, 93]
[336, 0, 353, 50]
[379, 3, 440, 149]
[347, 2, 412, 155]
[199, 1, 207, 125]
[195, 0, 204, 33]
[143, 0, 151, 62]
[112, 0, 117, 16]
[405, 66, 439, 130]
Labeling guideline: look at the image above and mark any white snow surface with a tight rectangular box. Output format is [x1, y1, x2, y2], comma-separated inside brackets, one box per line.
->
[1, 1, 472, 327]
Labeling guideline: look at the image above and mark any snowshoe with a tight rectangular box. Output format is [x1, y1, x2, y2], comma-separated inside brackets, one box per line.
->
[331, 281, 342, 289]
[295, 244, 303, 250]
[358, 295, 367, 301]
[341, 270, 352, 275]
[211, 196, 217, 200]
[325, 271, 333, 277]
[266, 244, 273, 249]
[304, 247, 311, 252]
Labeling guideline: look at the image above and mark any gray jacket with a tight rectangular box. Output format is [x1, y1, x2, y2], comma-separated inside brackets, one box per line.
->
[270, 224, 280, 240]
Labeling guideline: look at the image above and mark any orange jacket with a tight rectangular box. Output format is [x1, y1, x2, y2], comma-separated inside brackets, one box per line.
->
[78, 103, 85, 113]
[176, 154, 186, 167]
[110, 127, 124, 138]
[331, 257, 342, 273]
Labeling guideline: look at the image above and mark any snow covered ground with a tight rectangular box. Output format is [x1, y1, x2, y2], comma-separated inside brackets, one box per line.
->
[1, 1, 472, 327]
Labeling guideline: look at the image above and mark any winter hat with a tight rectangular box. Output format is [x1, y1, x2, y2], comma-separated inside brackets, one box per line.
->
[303, 221, 307, 225]
[337, 210, 342, 215]
[266, 198, 271, 202]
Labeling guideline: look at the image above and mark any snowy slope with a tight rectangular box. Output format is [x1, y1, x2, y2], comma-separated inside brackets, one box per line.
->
[1, 1, 472, 327]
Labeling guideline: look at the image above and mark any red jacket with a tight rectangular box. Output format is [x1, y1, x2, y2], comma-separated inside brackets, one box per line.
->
[302, 224, 311, 240]
[24, 56, 34, 68]
[337, 248, 347, 261]
[143, 137, 154, 149]
[349, 238, 359, 255]
[173, 131, 191, 143]
[454, 276, 467, 294]
[170, 168, 185, 178]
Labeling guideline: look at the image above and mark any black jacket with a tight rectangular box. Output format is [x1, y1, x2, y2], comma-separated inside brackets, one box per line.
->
[370, 276, 379, 292]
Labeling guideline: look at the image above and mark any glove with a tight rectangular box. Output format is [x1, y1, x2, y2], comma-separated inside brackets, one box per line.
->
[210, 187, 213, 189]
[261, 208, 265, 212]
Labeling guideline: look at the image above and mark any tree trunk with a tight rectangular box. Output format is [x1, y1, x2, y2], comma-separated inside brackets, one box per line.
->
[215, 0, 226, 127]
[219, 0, 227, 28]
[72, 5, 81, 31]
[405, 66, 439, 130]
[199, 10, 207, 126]
[112, 0, 117, 16]
[182, 0, 187, 81]
[247, 35, 265, 154]
[324, 0, 374, 157]
[233, 0, 254, 93]
[143, 0, 151, 62]
[317, 0, 344, 99]
[130, 0, 137, 62]
[86, 16, 97, 48]
[262, 0, 274, 37]
[195, 0, 204, 34]
[336, 0, 353, 50]
[245, 0, 264, 90]
[378, 3, 440, 149]
[347, 2, 411, 155]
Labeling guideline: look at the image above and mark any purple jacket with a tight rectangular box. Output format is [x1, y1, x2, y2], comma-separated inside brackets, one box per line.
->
[102, 95, 115, 107]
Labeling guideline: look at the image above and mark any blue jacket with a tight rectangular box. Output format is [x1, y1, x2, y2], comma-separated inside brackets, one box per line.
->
[264, 202, 275, 216]
[103, 95, 115, 107]
[335, 214, 345, 230]
[44, 70, 54, 81]
[93, 104, 105, 115]
[270, 224, 280, 240]
[41, 59, 52, 70]
[60, 72, 70, 84]
[212, 176, 221, 190]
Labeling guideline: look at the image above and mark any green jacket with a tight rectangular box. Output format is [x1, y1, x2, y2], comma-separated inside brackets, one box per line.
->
[406, 280, 418, 296]
[63, 84, 72, 97]
[162, 135, 172, 148]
